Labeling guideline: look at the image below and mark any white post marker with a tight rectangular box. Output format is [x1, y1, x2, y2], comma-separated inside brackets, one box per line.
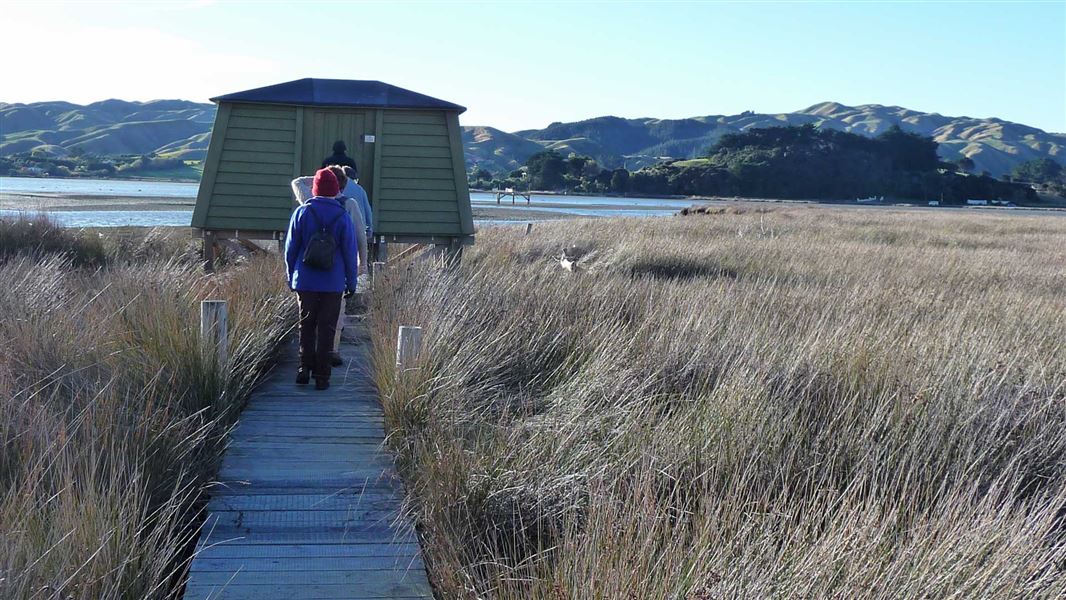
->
[525, 222, 533, 235]
[200, 300, 228, 371]
[395, 326, 423, 371]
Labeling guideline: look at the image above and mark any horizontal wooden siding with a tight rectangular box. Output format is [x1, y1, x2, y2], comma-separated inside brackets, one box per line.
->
[200, 103, 298, 232]
[376, 111, 464, 237]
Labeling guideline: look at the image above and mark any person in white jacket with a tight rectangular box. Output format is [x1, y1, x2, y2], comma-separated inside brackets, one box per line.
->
[291, 166, 368, 366]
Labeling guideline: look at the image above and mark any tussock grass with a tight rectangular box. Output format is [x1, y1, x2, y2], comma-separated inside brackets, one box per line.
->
[0, 215, 108, 267]
[0, 219, 292, 598]
[370, 209, 1066, 598]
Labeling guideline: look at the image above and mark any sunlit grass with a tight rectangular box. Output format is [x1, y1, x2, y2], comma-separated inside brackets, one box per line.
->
[370, 207, 1066, 598]
[0, 219, 292, 598]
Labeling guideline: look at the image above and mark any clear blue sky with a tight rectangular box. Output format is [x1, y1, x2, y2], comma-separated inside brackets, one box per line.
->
[3, 0, 1064, 132]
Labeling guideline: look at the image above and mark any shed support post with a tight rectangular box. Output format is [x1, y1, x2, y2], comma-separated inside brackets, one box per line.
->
[371, 261, 386, 288]
[433, 244, 447, 269]
[200, 300, 228, 372]
[446, 238, 462, 269]
[202, 231, 217, 272]
[395, 326, 423, 371]
[434, 239, 462, 270]
[374, 237, 388, 264]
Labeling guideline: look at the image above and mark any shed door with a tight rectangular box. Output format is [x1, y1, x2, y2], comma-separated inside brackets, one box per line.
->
[300, 109, 369, 185]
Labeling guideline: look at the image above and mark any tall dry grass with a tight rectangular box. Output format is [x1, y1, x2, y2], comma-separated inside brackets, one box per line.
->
[370, 208, 1066, 599]
[0, 218, 293, 598]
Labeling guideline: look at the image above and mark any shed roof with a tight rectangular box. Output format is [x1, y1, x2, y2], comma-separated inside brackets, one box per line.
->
[210, 78, 466, 113]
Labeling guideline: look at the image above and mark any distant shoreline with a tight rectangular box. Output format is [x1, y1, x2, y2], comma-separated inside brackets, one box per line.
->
[4, 174, 200, 184]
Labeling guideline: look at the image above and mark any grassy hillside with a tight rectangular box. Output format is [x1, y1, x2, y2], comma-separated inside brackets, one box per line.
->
[488, 104, 1065, 177]
[463, 126, 546, 174]
[371, 208, 1066, 598]
[0, 99, 214, 160]
[4, 97, 1061, 179]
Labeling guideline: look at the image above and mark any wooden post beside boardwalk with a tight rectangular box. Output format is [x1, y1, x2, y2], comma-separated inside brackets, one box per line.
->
[183, 330, 432, 599]
[395, 326, 423, 370]
[200, 300, 228, 370]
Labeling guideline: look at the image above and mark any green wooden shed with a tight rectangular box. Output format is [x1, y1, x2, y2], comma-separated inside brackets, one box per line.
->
[191, 78, 474, 257]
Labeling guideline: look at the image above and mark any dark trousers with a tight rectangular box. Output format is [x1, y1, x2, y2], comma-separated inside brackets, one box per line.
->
[296, 291, 343, 381]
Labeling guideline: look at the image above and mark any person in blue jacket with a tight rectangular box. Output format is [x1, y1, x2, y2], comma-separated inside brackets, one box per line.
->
[284, 167, 359, 390]
[341, 165, 372, 241]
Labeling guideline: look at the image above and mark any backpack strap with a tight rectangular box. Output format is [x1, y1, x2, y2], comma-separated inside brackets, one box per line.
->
[305, 203, 320, 229]
[306, 200, 344, 233]
[325, 207, 346, 230]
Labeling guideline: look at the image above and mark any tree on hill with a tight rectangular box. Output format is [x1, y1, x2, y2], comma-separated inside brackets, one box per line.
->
[955, 156, 975, 172]
[566, 155, 588, 177]
[1011, 158, 1063, 183]
[525, 150, 565, 190]
[631, 125, 1035, 203]
[876, 125, 940, 172]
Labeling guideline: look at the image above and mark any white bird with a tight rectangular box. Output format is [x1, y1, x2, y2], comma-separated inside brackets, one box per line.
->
[560, 254, 574, 272]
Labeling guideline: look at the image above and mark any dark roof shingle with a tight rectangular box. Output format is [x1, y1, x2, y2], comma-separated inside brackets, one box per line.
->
[211, 78, 465, 112]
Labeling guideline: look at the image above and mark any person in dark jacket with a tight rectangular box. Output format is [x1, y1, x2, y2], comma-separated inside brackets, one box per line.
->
[284, 167, 359, 390]
[322, 140, 358, 170]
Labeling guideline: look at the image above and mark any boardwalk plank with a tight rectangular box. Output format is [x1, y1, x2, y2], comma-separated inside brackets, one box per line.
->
[207, 482, 400, 496]
[204, 509, 402, 529]
[193, 543, 423, 559]
[208, 494, 400, 511]
[196, 530, 419, 545]
[184, 583, 430, 600]
[224, 444, 390, 459]
[216, 469, 395, 485]
[238, 409, 384, 418]
[220, 456, 395, 471]
[226, 434, 387, 445]
[190, 555, 424, 572]
[189, 569, 429, 586]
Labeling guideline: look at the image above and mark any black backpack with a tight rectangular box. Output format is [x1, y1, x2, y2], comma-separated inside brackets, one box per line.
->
[301, 204, 345, 270]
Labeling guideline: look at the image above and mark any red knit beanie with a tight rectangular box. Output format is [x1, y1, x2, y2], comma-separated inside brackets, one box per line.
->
[312, 167, 339, 197]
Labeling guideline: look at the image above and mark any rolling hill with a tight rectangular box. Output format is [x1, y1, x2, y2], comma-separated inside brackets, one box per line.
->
[472, 102, 1066, 176]
[0, 99, 214, 159]
[3, 98, 1062, 178]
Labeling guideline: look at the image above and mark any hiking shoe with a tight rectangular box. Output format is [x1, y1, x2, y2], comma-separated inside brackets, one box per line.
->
[330, 353, 343, 367]
[315, 378, 330, 391]
[296, 368, 310, 385]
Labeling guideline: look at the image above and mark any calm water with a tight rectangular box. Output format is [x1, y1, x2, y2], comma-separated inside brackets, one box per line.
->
[0, 177, 687, 227]
[470, 191, 692, 210]
[0, 209, 195, 228]
[0, 176, 199, 198]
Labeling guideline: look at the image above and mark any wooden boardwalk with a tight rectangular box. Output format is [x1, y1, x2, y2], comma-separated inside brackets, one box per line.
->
[184, 330, 432, 600]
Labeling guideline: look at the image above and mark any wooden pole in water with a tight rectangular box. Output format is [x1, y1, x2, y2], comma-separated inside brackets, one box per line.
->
[396, 326, 423, 371]
[200, 300, 228, 371]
